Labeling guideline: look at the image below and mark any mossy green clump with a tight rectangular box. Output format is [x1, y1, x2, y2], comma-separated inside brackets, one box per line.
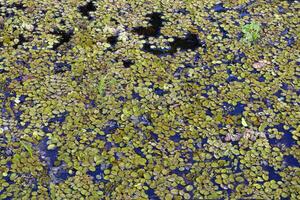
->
[242, 21, 261, 44]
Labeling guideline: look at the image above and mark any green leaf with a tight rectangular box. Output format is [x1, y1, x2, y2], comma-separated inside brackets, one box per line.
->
[98, 75, 107, 96]
[259, 122, 268, 132]
[241, 117, 248, 127]
[241, 21, 261, 44]
[47, 144, 56, 150]
[20, 141, 33, 158]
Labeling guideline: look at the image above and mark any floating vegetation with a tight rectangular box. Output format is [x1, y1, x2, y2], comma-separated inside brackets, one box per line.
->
[20, 141, 33, 158]
[242, 21, 261, 44]
[51, 29, 74, 50]
[0, 0, 299, 199]
[97, 75, 107, 97]
[241, 117, 248, 127]
[133, 12, 164, 38]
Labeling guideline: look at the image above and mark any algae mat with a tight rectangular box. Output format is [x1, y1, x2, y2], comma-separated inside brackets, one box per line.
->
[0, 0, 299, 199]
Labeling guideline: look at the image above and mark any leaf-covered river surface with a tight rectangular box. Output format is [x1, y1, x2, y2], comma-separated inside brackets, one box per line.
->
[0, 0, 299, 199]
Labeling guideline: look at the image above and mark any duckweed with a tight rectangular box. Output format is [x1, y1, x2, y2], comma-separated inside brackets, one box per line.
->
[0, 0, 299, 199]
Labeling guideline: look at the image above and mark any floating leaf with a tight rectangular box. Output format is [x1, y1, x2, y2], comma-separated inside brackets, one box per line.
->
[259, 122, 268, 132]
[241, 117, 248, 127]
[253, 60, 271, 69]
[47, 144, 56, 150]
[98, 75, 107, 96]
[20, 141, 33, 158]
[242, 22, 261, 44]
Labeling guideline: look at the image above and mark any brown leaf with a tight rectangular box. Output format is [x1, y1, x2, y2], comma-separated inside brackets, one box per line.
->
[253, 60, 271, 69]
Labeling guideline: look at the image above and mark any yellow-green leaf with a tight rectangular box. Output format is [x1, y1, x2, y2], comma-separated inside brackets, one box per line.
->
[241, 117, 248, 127]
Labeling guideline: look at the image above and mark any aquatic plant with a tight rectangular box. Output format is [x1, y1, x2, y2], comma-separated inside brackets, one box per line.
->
[98, 75, 107, 96]
[242, 21, 261, 44]
[20, 141, 33, 158]
[0, 0, 299, 199]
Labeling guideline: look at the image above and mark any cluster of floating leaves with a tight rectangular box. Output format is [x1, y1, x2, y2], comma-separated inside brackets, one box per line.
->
[0, 0, 299, 199]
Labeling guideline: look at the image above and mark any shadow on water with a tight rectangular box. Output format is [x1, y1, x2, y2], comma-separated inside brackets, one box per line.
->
[107, 35, 118, 47]
[0, 2, 26, 19]
[132, 12, 204, 56]
[133, 12, 164, 38]
[143, 33, 204, 56]
[10, 3, 27, 10]
[122, 59, 134, 68]
[169, 34, 203, 53]
[13, 34, 27, 48]
[78, 1, 97, 20]
[51, 29, 74, 50]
